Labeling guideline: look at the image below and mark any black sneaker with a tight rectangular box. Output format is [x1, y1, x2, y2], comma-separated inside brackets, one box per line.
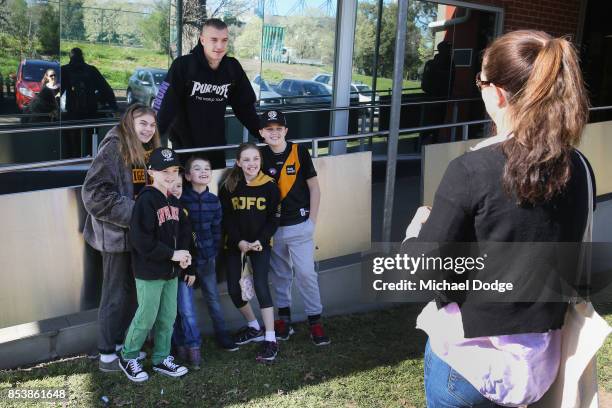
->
[233, 326, 264, 345]
[118, 356, 149, 383]
[256, 341, 279, 362]
[216, 332, 240, 351]
[310, 323, 331, 346]
[152, 356, 188, 378]
[274, 319, 295, 341]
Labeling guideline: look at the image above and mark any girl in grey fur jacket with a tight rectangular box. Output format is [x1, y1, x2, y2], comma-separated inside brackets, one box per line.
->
[81, 104, 161, 370]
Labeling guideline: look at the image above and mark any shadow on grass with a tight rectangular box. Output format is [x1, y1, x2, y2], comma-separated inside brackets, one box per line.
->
[0, 304, 428, 407]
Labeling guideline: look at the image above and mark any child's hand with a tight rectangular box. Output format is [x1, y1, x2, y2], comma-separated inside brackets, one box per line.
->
[238, 240, 251, 253]
[250, 240, 263, 252]
[179, 258, 191, 269]
[172, 250, 191, 263]
[184, 274, 196, 287]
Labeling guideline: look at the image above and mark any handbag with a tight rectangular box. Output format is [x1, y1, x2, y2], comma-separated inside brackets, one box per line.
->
[531, 152, 612, 408]
[239, 253, 255, 302]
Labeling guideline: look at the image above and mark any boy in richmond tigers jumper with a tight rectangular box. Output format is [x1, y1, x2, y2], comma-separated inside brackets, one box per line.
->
[259, 110, 330, 346]
[119, 147, 193, 382]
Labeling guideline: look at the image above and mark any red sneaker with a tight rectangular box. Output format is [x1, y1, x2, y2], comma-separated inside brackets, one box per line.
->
[310, 323, 331, 346]
[274, 319, 295, 341]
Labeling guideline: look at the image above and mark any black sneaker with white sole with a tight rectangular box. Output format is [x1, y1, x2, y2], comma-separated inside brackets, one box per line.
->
[274, 319, 295, 341]
[233, 326, 264, 345]
[118, 356, 149, 383]
[153, 356, 188, 378]
[256, 341, 279, 362]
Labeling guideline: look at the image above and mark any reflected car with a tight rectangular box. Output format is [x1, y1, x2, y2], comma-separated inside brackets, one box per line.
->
[312, 73, 374, 104]
[312, 73, 332, 86]
[272, 79, 332, 105]
[126, 68, 167, 107]
[15, 59, 60, 111]
[251, 75, 282, 106]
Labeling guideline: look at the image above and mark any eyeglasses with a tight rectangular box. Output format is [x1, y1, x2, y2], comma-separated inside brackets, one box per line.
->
[475, 72, 492, 91]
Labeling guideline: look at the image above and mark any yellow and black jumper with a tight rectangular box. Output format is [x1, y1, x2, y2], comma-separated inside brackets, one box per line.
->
[219, 172, 281, 251]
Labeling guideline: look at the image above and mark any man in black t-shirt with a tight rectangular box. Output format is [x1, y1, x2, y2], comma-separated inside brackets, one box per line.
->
[259, 110, 330, 346]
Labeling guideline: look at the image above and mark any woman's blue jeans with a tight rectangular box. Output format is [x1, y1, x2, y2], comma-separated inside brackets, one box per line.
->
[424, 339, 502, 408]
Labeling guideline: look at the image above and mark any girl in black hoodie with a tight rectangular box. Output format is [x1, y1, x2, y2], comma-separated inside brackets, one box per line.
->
[219, 143, 281, 362]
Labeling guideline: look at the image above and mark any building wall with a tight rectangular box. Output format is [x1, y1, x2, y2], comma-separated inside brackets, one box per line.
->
[474, 0, 583, 37]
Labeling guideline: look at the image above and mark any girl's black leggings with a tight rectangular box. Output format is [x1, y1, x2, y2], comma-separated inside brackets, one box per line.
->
[226, 247, 274, 309]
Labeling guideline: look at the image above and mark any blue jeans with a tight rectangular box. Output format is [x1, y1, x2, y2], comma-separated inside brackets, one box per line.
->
[196, 258, 229, 335]
[173, 279, 201, 348]
[424, 340, 502, 408]
[173, 259, 229, 347]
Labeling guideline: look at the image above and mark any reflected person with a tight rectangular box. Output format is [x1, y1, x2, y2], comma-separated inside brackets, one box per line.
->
[420, 41, 456, 144]
[21, 69, 60, 123]
[60, 48, 118, 157]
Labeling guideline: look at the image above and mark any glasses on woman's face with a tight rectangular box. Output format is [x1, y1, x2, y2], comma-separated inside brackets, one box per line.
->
[475, 72, 492, 91]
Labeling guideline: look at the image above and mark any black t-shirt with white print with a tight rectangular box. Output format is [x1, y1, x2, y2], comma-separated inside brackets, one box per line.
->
[262, 142, 317, 226]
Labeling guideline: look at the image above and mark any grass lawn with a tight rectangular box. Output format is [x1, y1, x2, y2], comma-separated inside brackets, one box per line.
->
[0, 55, 20, 81]
[597, 303, 612, 392]
[0, 303, 610, 407]
[59, 41, 171, 90]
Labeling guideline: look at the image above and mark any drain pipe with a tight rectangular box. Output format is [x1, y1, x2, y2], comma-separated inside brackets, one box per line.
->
[381, 0, 408, 245]
[428, 9, 471, 31]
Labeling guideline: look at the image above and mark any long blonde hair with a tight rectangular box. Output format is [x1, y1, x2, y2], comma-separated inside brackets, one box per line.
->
[117, 104, 161, 166]
[223, 143, 260, 193]
[482, 30, 589, 204]
[41, 69, 57, 87]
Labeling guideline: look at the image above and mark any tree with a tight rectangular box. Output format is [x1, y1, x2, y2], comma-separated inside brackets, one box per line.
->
[82, 0, 145, 46]
[140, 1, 171, 54]
[6, 0, 32, 55]
[353, 2, 377, 75]
[0, 0, 10, 30]
[353, 1, 436, 79]
[60, 0, 86, 41]
[180, 0, 252, 55]
[283, 10, 334, 62]
[38, 3, 59, 56]
[233, 16, 261, 59]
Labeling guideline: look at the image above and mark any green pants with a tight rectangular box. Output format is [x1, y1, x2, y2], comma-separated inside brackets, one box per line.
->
[121, 278, 178, 365]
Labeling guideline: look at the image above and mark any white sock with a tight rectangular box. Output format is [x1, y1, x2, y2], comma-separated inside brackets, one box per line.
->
[115, 344, 123, 352]
[100, 353, 118, 363]
[265, 331, 276, 342]
[248, 320, 261, 331]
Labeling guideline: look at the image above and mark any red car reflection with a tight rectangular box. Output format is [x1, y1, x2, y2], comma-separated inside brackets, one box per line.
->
[16, 59, 60, 111]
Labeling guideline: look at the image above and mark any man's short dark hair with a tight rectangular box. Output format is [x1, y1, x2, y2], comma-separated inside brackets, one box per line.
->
[202, 18, 227, 33]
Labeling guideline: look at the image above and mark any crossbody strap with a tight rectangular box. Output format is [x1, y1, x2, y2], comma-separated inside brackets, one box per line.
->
[576, 151, 593, 243]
